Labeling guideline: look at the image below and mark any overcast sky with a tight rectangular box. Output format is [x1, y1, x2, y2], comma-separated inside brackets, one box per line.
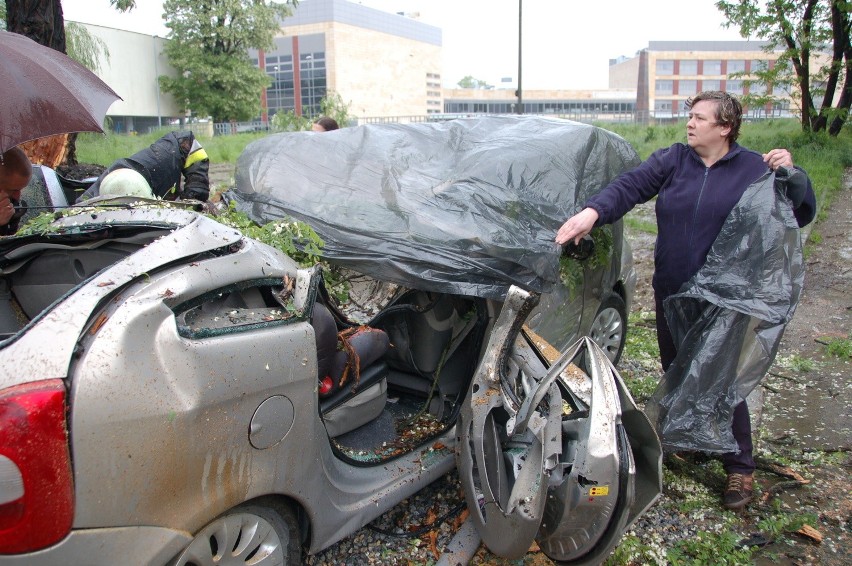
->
[61, 0, 749, 90]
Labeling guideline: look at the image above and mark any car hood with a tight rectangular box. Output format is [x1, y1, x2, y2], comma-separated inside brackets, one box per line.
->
[226, 115, 639, 299]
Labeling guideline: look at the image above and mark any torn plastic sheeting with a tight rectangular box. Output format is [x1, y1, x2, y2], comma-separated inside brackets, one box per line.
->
[646, 171, 804, 453]
[226, 115, 639, 299]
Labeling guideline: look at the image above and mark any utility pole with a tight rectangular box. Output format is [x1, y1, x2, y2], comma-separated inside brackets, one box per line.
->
[153, 35, 162, 128]
[516, 0, 523, 114]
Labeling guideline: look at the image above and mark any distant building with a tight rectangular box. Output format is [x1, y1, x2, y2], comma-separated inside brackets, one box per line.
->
[442, 88, 636, 122]
[445, 40, 803, 124]
[254, 0, 443, 122]
[632, 40, 790, 121]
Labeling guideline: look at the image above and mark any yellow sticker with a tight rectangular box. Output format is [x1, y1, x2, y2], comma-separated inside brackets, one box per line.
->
[589, 486, 609, 496]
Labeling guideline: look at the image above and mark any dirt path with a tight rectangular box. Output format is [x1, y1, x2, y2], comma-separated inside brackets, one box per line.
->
[754, 171, 851, 564]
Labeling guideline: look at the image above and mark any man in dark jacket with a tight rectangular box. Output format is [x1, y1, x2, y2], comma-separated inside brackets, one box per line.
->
[77, 130, 210, 202]
[556, 91, 816, 510]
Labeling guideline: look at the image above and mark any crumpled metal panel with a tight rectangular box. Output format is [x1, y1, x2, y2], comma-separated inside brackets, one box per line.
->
[535, 338, 652, 564]
[0, 210, 245, 387]
[458, 285, 560, 559]
[459, 297, 662, 563]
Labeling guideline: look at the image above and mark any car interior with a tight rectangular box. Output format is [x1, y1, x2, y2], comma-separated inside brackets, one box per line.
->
[313, 285, 490, 462]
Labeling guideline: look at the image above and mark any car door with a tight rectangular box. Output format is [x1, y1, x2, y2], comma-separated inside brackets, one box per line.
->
[457, 285, 662, 562]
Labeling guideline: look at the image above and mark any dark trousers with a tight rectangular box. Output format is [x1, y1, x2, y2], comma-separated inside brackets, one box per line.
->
[655, 297, 755, 474]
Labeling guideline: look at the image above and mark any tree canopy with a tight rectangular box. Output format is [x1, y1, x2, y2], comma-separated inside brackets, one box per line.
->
[159, 0, 295, 123]
[457, 75, 493, 89]
[717, 0, 851, 135]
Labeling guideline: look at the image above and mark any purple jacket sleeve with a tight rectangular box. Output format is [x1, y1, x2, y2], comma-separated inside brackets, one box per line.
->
[584, 146, 676, 225]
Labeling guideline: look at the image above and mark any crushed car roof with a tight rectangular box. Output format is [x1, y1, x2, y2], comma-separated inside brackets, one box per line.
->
[227, 115, 639, 299]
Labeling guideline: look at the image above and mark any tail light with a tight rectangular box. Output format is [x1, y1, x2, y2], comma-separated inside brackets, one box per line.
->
[0, 380, 73, 554]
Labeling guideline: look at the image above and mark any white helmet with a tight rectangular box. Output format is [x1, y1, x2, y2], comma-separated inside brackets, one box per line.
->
[99, 168, 154, 198]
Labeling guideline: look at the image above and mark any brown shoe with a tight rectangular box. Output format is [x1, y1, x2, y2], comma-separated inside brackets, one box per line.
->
[723, 473, 754, 510]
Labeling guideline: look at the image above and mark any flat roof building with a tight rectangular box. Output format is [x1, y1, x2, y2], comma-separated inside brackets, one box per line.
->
[632, 40, 789, 121]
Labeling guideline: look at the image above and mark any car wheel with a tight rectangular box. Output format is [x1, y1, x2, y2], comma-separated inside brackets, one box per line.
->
[172, 500, 301, 566]
[588, 294, 627, 366]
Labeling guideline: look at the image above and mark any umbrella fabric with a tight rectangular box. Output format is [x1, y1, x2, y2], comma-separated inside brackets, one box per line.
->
[0, 30, 122, 154]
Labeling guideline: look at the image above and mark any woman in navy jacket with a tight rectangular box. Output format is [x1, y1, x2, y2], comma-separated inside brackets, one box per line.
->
[556, 91, 816, 510]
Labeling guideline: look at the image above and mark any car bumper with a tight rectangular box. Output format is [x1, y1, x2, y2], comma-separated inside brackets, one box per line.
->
[0, 526, 190, 566]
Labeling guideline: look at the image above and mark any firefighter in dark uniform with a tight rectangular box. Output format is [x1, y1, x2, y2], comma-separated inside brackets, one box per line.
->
[77, 130, 210, 202]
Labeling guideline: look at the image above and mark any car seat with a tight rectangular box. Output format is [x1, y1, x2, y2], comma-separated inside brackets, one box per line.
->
[312, 302, 390, 437]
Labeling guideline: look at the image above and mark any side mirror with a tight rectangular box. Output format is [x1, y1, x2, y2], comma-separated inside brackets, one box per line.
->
[562, 235, 595, 261]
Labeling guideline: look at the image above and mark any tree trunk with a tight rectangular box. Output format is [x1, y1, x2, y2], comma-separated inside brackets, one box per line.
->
[5, 0, 66, 52]
[5, 0, 78, 166]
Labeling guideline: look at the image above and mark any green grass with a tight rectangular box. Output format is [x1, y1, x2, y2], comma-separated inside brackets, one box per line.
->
[75, 128, 269, 167]
[825, 335, 852, 358]
[624, 215, 658, 235]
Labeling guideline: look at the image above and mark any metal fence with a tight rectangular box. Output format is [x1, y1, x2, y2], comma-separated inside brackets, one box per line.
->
[213, 108, 794, 134]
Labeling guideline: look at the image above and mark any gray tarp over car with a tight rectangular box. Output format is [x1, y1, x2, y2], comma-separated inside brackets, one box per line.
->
[226, 115, 639, 299]
[646, 172, 804, 453]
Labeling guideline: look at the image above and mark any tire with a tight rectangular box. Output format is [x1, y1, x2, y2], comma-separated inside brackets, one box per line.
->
[587, 294, 627, 367]
[172, 499, 302, 566]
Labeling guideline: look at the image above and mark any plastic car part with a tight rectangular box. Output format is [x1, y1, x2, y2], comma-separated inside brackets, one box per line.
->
[0, 380, 74, 553]
[172, 500, 302, 565]
[587, 294, 627, 365]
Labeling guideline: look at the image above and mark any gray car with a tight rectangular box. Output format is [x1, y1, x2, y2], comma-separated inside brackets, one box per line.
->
[0, 117, 660, 565]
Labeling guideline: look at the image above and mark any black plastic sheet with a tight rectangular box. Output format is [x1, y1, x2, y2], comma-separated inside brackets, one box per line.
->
[225, 115, 638, 299]
[646, 171, 804, 453]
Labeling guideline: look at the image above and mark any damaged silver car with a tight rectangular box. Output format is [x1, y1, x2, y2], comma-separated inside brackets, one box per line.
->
[0, 116, 661, 565]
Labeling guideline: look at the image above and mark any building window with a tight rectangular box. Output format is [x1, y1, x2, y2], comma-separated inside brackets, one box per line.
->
[772, 83, 787, 96]
[656, 60, 674, 75]
[260, 49, 327, 118]
[655, 80, 673, 95]
[703, 60, 722, 75]
[749, 82, 767, 95]
[654, 100, 673, 112]
[678, 80, 698, 96]
[702, 79, 721, 91]
[679, 60, 698, 75]
[727, 80, 743, 95]
[727, 60, 746, 74]
[750, 60, 768, 73]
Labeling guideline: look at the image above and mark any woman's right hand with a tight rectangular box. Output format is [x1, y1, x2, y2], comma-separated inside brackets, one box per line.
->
[555, 207, 599, 246]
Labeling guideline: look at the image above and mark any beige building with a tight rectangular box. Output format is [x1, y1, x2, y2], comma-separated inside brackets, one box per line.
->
[624, 40, 788, 120]
[74, 6, 823, 131]
[254, 0, 443, 122]
[442, 40, 800, 124]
